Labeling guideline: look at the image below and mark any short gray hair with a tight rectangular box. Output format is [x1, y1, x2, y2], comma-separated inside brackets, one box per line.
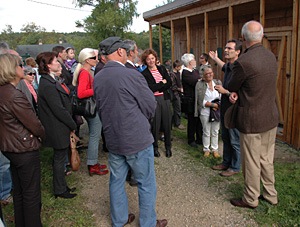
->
[181, 53, 195, 67]
[241, 20, 264, 42]
[123, 39, 136, 56]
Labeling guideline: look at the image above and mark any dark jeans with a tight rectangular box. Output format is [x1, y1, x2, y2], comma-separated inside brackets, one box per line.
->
[187, 112, 202, 144]
[172, 96, 181, 127]
[221, 118, 241, 171]
[53, 147, 69, 194]
[152, 96, 172, 150]
[3, 151, 42, 227]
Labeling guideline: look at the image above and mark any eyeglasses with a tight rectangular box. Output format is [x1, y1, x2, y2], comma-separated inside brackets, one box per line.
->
[89, 56, 97, 60]
[27, 72, 36, 76]
[19, 63, 23, 68]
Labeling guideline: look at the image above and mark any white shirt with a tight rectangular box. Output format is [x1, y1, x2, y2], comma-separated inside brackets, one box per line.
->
[201, 80, 220, 116]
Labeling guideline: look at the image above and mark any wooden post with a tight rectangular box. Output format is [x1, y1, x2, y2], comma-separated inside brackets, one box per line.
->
[291, 0, 300, 148]
[288, 0, 299, 146]
[186, 17, 191, 53]
[159, 24, 163, 63]
[149, 24, 153, 49]
[228, 6, 233, 40]
[171, 20, 175, 63]
[260, 0, 265, 27]
[204, 12, 209, 53]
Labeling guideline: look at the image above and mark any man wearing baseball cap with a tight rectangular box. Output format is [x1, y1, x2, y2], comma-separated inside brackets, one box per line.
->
[94, 37, 168, 227]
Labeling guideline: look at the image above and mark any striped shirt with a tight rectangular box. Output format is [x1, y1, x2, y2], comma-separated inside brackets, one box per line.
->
[151, 69, 164, 96]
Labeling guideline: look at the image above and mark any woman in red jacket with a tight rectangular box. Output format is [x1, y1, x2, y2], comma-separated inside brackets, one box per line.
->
[72, 48, 108, 176]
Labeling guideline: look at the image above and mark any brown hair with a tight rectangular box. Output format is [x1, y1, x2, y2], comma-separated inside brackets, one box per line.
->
[141, 48, 158, 66]
[25, 57, 37, 68]
[36, 52, 56, 74]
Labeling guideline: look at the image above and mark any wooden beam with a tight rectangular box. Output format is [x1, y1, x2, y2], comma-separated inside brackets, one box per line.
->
[228, 5, 233, 40]
[204, 12, 208, 53]
[260, 0, 265, 27]
[149, 24, 153, 49]
[159, 23, 163, 63]
[288, 0, 299, 146]
[171, 20, 175, 63]
[186, 17, 191, 52]
[292, 0, 300, 148]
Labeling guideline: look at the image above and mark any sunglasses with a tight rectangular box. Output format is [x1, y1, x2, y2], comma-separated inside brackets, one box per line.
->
[19, 63, 23, 68]
[89, 56, 97, 60]
[28, 72, 36, 76]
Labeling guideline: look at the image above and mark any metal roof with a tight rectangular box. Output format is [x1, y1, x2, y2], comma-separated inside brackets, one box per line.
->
[16, 43, 73, 58]
[143, 0, 200, 21]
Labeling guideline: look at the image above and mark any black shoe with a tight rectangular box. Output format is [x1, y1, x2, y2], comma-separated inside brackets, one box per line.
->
[188, 142, 198, 148]
[55, 190, 77, 199]
[166, 149, 172, 158]
[128, 179, 138, 187]
[154, 149, 160, 157]
[195, 140, 202, 145]
[67, 186, 76, 192]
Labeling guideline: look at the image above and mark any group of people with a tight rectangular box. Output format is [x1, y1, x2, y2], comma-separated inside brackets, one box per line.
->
[0, 20, 279, 226]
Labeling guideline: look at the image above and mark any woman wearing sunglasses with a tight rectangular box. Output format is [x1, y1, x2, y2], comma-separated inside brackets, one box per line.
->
[72, 48, 109, 176]
[0, 53, 45, 227]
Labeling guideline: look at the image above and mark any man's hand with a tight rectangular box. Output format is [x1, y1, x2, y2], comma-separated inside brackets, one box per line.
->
[214, 85, 227, 94]
[229, 92, 238, 104]
[209, 50, 218, 61]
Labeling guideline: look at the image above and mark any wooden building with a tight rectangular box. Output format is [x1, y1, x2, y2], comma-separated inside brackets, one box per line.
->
[143, 0, 300, 149]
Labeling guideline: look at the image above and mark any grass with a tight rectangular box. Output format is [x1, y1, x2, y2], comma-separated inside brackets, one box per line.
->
[175, 118, 300, 227]
[2, 147, 95, 227]
[2, 118, 300, 226]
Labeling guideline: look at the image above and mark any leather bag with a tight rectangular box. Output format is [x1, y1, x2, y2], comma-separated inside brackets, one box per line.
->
[71, 91, 96, 118]
[69, 132, 81, 171]
[71, 70, 96, 118]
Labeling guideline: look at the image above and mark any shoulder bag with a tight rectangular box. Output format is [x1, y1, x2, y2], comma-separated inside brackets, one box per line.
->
[71, 71, 97, 118]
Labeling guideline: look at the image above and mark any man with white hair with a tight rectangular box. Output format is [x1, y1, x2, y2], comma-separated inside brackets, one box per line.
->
[228, 20, 279, 208]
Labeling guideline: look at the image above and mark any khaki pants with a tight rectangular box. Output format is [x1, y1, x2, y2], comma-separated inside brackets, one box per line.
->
[240, 127, 278, 207]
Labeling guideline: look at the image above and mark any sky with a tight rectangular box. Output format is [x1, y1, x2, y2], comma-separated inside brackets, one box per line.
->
[0, 0, 165, 33]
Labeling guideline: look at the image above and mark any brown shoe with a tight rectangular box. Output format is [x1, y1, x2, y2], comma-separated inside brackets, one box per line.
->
[156, 219, 168, 227]
[204, 151, 210, 157]
[212, 164, 228, 171]
[213, 151, 221, 158]
[123, 213, 135, 226]
[220, 169, 239, 177]
[230, 198, 256, 209]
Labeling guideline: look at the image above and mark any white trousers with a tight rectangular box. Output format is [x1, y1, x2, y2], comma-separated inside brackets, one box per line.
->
[200, 115, 220, 152]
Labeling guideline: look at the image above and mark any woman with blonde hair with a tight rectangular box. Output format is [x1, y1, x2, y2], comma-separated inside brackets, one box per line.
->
[0, 53, 45, 226]
[72, 48, 108, 176]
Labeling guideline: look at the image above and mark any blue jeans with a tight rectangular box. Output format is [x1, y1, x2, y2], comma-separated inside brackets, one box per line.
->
[85, 114, 102, 166]
[0, 151, 12, 200]
[221, 119, 241, 171]
[109, 145, 157, 227]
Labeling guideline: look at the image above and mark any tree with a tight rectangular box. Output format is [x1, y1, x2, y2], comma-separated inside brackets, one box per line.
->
[21, 22, 46, 33]
[74, 0, 139, 47]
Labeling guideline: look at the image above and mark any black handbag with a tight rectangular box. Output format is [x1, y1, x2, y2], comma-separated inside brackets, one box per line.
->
[71, 89, 96, 118]
[209, 98, 221, 122]
[71, 70, 97, 118]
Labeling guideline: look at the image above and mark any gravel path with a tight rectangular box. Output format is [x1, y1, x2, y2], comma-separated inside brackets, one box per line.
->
[76, 125, 258, 227]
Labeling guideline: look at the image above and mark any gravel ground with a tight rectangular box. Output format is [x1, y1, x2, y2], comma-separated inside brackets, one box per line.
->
[76, 125, 259, 227]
